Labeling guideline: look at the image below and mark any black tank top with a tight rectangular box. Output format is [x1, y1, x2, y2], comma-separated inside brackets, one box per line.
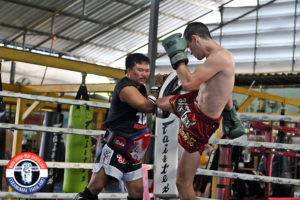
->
[105, 77, 147, 133]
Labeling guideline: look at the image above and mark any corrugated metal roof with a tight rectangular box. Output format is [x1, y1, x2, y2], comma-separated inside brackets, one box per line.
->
[1, 0, 299, 85]
[0, 0, 226, 69]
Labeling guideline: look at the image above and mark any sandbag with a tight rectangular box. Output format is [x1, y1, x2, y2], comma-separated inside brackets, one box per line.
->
[271, 131, 292, 197]
[63, 104, 93, 193]
[39, 111, 65, 192]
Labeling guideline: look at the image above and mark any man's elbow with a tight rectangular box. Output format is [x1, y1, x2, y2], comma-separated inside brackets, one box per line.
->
[137, 102, 154, 113]
[181, 83, 194, 91]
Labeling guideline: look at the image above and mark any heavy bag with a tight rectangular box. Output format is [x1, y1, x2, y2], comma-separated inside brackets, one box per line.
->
[63, 85, 93, 193]
[39, 111, 64, 192]
[216, 145, 232, 199]
[271, 131, 292, 197]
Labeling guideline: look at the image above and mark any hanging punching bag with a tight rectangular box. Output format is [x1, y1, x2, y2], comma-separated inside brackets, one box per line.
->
[63, 85, 93, 193]
[39, 104, 64, 193]
[271, 131, 292, 197]
[271, 110, 292, 197]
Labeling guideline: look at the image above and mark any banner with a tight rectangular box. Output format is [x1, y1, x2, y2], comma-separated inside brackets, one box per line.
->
[154, 113, 180, 197]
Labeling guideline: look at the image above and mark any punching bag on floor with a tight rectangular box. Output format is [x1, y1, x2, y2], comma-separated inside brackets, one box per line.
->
[39, 105, 64, 192]
[63, 85, 93, 193]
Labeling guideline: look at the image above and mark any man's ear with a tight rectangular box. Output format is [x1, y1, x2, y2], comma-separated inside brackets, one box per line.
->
[191, 34, 198, 42]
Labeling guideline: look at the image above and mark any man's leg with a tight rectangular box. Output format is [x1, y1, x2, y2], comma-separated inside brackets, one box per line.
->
[87, 168, 108, 194]
[176, 150, 201, 200]
[74, 168, 108, 200]
[125, 178, 144, 200]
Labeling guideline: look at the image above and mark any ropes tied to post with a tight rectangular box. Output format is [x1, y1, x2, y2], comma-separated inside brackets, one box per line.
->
[238, 113, 300, 123]
[196, 169, 300, 185]
[0, 123, 105, 136]
[0, 91, 110, 108]
[208, 135, 300, 151]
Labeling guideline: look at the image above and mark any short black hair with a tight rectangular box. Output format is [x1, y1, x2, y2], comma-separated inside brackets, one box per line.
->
[125, 53, 150, 74]
[184, 22, 212, 42]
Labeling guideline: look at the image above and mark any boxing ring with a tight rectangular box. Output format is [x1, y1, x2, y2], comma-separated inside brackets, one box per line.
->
[1, 74, 300, 199]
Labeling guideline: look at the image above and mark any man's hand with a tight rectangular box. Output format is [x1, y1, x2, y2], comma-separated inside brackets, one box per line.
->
[162, 33, 188, 69]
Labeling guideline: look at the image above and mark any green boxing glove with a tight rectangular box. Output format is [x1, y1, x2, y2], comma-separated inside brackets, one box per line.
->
[162, 33, 188, 69]
[222, 107, 245, 139]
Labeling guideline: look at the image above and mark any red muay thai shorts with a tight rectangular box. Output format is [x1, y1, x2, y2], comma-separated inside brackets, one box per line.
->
[169, 91, 221, 153]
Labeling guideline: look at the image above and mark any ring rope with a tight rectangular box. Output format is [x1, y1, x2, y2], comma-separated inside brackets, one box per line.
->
[0, 122, 105, 136]
[0, 91, 110, 108]
[0, 192, 154, 199]
[252, 150, 300, 158]
[237, 113, 300, 122]
[3, 91, 300, 121]
[0, 160, 153, 170]
[208, 135, 300, 151]
[0, 192, 213, 199]
[196, 169, 300, 185]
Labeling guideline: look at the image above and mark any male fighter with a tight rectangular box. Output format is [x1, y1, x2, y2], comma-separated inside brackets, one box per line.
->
[156, 22, 244, 199]
[74, 53, 156, 200]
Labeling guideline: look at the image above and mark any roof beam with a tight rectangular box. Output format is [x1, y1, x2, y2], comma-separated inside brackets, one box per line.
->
[3, 83, 115, 93]
[0, 46, 124, 79]
[233, 86, 300, 107]
[21, 84, 115, 93]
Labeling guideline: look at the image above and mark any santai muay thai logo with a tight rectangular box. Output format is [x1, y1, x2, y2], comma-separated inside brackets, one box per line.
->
[6, 152, 48, 194]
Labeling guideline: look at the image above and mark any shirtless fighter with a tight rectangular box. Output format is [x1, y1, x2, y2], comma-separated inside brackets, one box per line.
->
[156, 22, 244, 200]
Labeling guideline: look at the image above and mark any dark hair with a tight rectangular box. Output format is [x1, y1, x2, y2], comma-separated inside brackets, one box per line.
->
[184, 22, 212, 42]
[125, 53, 150, 74]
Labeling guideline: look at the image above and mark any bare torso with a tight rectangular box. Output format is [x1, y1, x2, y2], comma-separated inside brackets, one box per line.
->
[196, 50, 235, 118]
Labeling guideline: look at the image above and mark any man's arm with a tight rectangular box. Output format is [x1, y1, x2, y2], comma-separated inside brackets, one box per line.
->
[119, 86, 155, 113]
[176, 50, 233, 90]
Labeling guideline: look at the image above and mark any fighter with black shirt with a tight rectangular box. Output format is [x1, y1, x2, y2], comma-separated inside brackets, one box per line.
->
[74, 53, 156, 200]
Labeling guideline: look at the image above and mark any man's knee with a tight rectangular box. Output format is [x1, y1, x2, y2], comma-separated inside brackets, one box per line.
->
[128, 186, 143, 197]
[176, 178, 192, 191]
[176, 178, 184, 190]
[127, 183, 143, 199]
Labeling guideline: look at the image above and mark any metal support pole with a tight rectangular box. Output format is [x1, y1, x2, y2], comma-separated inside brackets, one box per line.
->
[253, 0, 259, 73]
[146, 0, 159, 93]
[10, 61, 16, 84]
[22, 34, 26, 50]
[82, 0, 86, 17]
[146, 0, 159, 168]
[219, 5, 224, 45]
[292, 0, 298, 71]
